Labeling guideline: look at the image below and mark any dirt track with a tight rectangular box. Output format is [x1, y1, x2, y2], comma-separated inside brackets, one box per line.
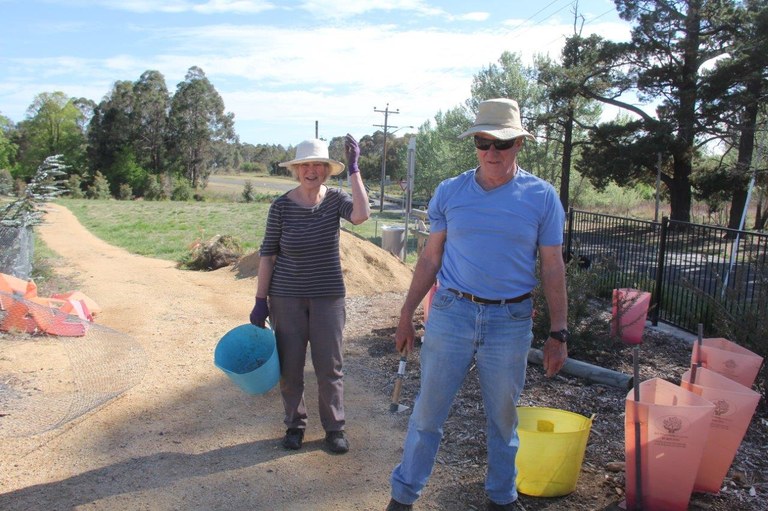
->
[0, 203, 418, 511]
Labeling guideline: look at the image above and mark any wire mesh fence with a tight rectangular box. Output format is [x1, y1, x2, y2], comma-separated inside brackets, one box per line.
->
[0, 292, 146, 438]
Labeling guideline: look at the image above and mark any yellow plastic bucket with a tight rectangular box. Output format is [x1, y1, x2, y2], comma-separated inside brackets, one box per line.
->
[515, 406, 593, 497]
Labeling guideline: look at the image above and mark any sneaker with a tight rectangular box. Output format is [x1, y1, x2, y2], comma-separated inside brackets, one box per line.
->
[385, 498, 413, 511]
[281, 428, 304, 450]
[487, 499, 522, 511]
[324, 430, 349, 454]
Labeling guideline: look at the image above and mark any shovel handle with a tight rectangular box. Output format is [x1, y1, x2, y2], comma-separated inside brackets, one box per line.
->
[391, 378, 404, 405]
[390, 351, 407, 410]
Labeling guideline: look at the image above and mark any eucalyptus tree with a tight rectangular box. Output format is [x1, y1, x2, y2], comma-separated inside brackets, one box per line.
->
[0, 114, 17, 173]
[167, 66, 236, 188]
[15, 92, 86, 179]
[574, 0, 737, 223]
[412, 106, 476, 201]
[87, 80, 136, 193]
[132, 70, 170, 174]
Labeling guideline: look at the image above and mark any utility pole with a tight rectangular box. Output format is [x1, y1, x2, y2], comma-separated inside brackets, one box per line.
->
[374, 104, 400, 213]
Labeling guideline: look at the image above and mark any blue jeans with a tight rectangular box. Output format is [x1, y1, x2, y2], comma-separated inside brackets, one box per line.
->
[390, 287, 533, 505]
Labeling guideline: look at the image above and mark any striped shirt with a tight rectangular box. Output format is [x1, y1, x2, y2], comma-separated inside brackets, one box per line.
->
[260, 188, 354, 297]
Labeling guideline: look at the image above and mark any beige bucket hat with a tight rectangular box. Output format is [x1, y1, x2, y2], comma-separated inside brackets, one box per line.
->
[458, 98, 535, 141]
[279, 139, 345, 176]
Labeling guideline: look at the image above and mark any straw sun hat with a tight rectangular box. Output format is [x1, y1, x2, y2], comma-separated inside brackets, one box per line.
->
[458, 98, 535, 141]
[278, 139, 345, 176]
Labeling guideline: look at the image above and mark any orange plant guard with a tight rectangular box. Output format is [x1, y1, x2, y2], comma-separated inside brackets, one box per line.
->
[691, 337, 763, 388]
[681, 367, 761, 493]
[624, 378, 714, 511]
[611, 288, 650, 345]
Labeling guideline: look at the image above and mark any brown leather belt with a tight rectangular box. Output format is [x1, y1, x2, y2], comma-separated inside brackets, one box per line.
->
[447, 288, 532, 305]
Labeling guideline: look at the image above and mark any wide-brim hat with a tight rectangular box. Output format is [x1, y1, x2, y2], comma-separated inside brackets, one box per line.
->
[278, 139, 345, 176]
[458, 98, 535, 142]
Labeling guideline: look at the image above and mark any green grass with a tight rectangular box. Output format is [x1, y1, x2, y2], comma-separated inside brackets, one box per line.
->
[61, 198, 270, 262]
[56, 198, 421, 265]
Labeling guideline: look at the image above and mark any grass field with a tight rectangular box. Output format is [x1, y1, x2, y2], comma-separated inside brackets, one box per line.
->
[56, 195, 421, 265]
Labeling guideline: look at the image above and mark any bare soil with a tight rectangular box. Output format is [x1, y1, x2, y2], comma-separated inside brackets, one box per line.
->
[0, 203, 765, 511]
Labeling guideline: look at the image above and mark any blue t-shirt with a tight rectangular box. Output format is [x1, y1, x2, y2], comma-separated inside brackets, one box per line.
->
[430, 167, 565, 299]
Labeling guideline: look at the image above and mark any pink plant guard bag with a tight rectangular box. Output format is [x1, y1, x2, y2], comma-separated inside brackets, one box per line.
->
[681, 367, 760, 493]
[691, 337, 763, 388]
[611, 288, 650, 345]
[625, 378, 714, 511]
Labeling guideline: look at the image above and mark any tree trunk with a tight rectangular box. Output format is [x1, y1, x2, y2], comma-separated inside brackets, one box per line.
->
[668, 157, 692, 223]
[559, 111, 574, 211]
[727, 77, 761, 231]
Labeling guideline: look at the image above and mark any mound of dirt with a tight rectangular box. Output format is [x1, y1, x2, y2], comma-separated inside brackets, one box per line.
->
[231, 230, 413, 296]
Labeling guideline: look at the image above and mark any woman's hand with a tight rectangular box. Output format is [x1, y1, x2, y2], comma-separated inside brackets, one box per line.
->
[250, 297, 269, 328]
[344, 134, 360, 175]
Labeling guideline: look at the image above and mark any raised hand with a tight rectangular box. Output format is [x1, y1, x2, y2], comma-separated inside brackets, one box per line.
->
[344, 134, 360, 175]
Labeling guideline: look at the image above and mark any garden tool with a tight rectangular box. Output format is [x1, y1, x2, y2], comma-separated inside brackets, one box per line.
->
[390, 350, 409, 413]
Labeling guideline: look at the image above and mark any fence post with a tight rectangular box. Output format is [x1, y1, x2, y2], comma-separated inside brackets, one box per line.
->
[651, 216, 669, 326]
[566, 207, 574, 258]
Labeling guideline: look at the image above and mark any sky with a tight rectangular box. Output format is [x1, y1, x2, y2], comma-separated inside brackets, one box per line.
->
[0, 0, 632, 147]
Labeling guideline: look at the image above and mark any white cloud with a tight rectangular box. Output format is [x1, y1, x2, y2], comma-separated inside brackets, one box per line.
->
[96, 0, 276, 14]
[0, 1, 633, 143]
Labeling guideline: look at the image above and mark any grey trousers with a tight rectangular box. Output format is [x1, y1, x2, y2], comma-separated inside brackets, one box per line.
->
[269, 295, 346, 432]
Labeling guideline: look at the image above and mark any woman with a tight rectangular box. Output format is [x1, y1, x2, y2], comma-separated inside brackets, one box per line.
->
[250, 134, 370, 454]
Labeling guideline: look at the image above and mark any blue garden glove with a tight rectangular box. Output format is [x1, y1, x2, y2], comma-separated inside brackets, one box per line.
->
[250, 297, 269, 328]
[344, 134, 360, 175]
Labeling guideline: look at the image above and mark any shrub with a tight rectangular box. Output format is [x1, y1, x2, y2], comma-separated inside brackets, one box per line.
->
[86, 171, 112, 199]
[0, 168, 12, 195]
[118, 183, 133, 200]
[242, 180, 255, 202]
[66, 174, 84, 198]
[144, 175, 167, 201]
[532, 250, 612, 356]
[171, 180, 192, 201]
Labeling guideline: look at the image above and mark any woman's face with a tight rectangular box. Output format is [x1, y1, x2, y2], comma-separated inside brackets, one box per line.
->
[295, 162, 330, 186]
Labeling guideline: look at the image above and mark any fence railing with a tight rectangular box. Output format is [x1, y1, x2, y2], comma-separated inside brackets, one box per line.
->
[565, 209, 768, 337]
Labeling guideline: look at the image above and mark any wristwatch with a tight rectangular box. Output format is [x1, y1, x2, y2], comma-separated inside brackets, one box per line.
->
[549, 329, 570, 343]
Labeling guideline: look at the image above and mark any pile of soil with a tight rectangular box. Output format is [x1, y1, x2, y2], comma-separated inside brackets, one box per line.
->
[232, 230, 413, 296]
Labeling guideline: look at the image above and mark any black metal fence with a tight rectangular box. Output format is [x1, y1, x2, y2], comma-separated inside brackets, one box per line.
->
[564, 209, 768, 337]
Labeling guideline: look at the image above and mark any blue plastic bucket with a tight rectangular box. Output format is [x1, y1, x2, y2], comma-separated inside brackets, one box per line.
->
[214, 324, 280, 395]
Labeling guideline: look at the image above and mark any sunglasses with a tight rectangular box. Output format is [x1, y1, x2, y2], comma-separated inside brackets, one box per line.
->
[473, 136, 517, 151]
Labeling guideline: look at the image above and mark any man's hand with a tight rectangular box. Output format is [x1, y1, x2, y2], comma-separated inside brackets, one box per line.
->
[542, 338, 567, 377]
[394, 312, 416, 355]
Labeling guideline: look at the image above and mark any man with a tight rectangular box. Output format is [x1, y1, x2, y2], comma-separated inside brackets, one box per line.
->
[386, 98, 569, 511]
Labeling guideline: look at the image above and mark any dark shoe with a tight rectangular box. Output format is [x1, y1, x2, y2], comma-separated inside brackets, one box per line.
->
[324, 430, 349, 454]
[281, 428, 304, 450]
[385, 497, 413, 511]
[487, 499, 521, 510]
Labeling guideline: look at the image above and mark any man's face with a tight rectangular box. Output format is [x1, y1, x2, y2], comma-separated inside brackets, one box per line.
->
[474, 136, 521, 173]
